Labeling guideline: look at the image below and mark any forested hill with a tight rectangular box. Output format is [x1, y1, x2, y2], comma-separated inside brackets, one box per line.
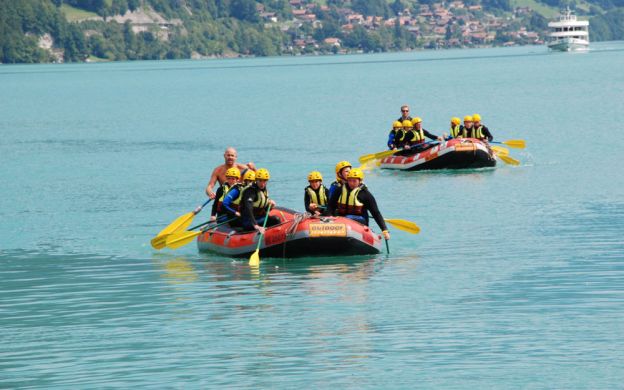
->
[1, 0, 623, 63]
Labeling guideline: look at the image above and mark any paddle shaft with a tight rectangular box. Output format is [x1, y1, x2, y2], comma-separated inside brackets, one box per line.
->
[254, 205, 273, 250]
[193, 217, 237, 232]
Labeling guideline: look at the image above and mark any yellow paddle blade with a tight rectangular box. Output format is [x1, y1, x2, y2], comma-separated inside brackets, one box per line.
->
[249, 249, 260, 266]
[385, 219, 421, 234]
[491, 145, 509, 156]
[502, 139, 526, 149]
[150, 235, 169, 250]
[374, 149, 397, 159]
[359, 149, 397, 164]
[154, 212, 195, 238]
[165, 230, 202, 250]
[358, 153, 378, 164]
[498, 154, 520, 166]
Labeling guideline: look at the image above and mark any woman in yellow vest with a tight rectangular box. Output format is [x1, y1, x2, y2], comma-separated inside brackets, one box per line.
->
[210, 167, 240, 223]
[327, 168, 390, 241]
[221, 170, 256, 227]
[304, 171, 328, 216]
[240, 168, 279, 233]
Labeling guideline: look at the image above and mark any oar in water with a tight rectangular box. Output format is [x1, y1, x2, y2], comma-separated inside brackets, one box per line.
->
[491, 145, 509, 156]
[152, 218, 216, 250]
[491, 139, 526, 149]
[151, 199, 212, 249]
[497, 154, 520, 166]
[249, 204, 273, 266]
[165, 218, 236, 250]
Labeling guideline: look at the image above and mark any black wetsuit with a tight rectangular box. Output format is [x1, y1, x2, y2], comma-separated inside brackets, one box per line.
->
[211, 184, 229, 220]
[472, 125, 494, 142]
[240, 184, 280, 230]
[327, 184, 388, 231]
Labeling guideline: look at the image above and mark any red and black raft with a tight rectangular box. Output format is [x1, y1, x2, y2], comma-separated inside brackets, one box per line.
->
[197, 207, 383, 257]
[380, 138, 496, 171]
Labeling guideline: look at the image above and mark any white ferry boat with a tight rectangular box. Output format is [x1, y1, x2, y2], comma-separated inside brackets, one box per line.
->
[547, 8, 589, 51]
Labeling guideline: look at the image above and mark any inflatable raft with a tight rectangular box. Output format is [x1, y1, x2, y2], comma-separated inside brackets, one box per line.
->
[380, 138, 496, 171]
[197, 207, 383, 257]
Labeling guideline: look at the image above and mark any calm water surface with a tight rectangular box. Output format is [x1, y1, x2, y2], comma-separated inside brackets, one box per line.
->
[1, 43, 624, 388]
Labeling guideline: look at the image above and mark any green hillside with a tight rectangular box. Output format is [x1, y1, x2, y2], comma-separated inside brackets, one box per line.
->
[1, 0, 623, 63]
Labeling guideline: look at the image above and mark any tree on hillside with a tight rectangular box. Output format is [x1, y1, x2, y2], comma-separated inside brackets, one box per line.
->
[230, 0, 259, 22]
[353, 0, 391, 17]
[391, 0, 405, 15]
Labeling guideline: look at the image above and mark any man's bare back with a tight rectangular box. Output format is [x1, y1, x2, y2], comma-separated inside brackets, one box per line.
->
[205, 147, 255, 199]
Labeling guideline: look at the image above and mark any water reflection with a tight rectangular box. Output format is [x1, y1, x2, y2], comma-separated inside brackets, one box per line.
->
[153, 251, 421, 283]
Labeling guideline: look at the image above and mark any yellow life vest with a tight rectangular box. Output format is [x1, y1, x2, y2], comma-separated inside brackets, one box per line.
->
[337, 185, 364, 216]
[471, 125, 485, 139]
[409, 128, 425, 143]
[215, 183, 231, 212]
[306, 186, 327, 206]
[252, 187, 269, 215]
[450, 124, 461, 138]
[397, 129, 406, 142]
[229, 183, 250, 211]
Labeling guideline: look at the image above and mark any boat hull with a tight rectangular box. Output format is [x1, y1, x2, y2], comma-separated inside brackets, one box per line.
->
[197, 207, 383, 258]
[548, 38, 589, 52]
[380, 138, 496, 171]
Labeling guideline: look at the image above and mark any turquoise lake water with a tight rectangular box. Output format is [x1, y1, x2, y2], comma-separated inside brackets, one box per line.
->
[2, 42, 624, 388]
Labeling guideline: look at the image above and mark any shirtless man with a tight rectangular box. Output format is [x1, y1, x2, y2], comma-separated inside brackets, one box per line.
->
[205, 147, 255, 199]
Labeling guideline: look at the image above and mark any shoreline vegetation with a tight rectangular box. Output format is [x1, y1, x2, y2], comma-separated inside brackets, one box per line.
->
[1, 0, 624, 64]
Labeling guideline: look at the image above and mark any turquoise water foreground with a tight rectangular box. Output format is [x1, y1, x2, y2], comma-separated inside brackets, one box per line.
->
[1, 43, 624, 388]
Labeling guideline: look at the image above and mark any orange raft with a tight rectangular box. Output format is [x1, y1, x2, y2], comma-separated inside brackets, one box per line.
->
[380, 138, 496, 171]
[197, 207, 383, 257]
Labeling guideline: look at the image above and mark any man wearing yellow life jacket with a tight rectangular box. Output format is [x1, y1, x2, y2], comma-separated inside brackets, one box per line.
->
[387, 121, 403, 150]
[304, 171, 328, 216]
[328, 161, 352, 200]
[221, 170, 257, 227]
[460, 115, 473, 138]
[240, 168, 279, 233]
[447, 117, 462, 139]
[210, 167, 240, 223]
[403, 117, 441, 150]
[327, 168, 390, 241]
[470, 113, 494, 141]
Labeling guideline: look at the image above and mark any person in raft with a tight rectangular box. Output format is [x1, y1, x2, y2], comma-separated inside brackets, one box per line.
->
[447, 117, 462, 139]
[387, 120, 404, 150]
[205, 147, 255, 199]
[328, 161, 352, 200]
[240, 168, 279, 234]
[304, 171, 328, 216]
[397, 105, 413, 122]
[210, 167, 240, 223]
[403, 117, 442, 150]
[221, 170, 257, 227]
[470, 113, 494, 142]
[327, 168, 390, 241]
[459, 115, 474, 138]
